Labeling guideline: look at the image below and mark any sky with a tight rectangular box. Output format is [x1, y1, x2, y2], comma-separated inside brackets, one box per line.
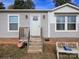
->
[0, 0, 79, 9]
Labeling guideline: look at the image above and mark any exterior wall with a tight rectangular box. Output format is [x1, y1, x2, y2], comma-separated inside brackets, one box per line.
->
[48, 6, 79, 38]
[0, 12, 29, 38]
[50, 23, 79, 38]
[0, 12, 48, 38]
[0, 5, 79, 39]
[41, 13, 48, 38]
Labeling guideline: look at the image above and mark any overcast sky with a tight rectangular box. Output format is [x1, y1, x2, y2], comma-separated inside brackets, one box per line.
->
[0, 0, 79, 9]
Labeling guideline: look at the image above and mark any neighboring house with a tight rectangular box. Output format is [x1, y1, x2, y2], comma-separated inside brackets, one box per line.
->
[0, 3, 79, 40]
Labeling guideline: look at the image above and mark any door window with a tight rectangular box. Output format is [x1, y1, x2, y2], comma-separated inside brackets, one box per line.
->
[33, 16, 38, 21]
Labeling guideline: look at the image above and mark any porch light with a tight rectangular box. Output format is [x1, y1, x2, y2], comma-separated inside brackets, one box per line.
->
[26, 15, 28, 19]
[43, 15, 45, 19]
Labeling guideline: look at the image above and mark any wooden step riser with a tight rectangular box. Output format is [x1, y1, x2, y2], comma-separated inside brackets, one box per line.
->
[29, 41, 43, 44]
[29, 39, 42, 41]
[29, 43, 42, 45]
[29, 41, 42, 43]
[30, 36, 41, 38]
[29, 45, 42, 47]
[28, 48, 42, 50]
[28, 50, 42, 53]
[27, 37, 43, 53]
[30, 38, 42, 39]
[28, 47, 42, 50]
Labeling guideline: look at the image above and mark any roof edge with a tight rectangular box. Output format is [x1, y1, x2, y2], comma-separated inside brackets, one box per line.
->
[51, 3, 79, 11]
[0, 9, 51, 12]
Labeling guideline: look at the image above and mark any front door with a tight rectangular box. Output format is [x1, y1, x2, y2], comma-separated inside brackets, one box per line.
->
[30, 14, 41, 36]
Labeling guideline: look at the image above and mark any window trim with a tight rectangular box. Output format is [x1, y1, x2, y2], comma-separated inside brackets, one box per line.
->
[55, 16, 78, 32]
[8, 14, 20, 32]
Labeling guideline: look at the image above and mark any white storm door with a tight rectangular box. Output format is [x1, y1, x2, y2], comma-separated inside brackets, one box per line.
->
[30, 14, 41, 36]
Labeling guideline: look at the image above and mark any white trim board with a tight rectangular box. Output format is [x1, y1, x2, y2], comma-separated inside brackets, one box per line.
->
[55, 16, 78, 32]
[8, 14, 20, 32]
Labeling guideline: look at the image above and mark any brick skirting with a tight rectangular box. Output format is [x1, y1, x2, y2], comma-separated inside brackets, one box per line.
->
[0, 38, 79, 45]
[44, 38, 79, 44]
[0, 38, 19, 44]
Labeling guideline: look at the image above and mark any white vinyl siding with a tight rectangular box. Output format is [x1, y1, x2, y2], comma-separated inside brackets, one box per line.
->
[8, 14, 19, 32]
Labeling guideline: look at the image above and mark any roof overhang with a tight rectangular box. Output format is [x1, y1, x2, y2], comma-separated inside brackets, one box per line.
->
[51, 3, 79, 12]
[0, 9, 50, 12]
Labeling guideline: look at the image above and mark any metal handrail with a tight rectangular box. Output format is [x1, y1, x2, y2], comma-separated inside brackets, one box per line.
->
[19, 27, 30, 43]
[41, 27, 44, 52]
[19, 27, 24, 39]
[27, 29, 30, 50]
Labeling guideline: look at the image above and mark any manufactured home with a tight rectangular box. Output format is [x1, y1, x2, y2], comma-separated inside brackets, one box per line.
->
[0, 3, 79, 52]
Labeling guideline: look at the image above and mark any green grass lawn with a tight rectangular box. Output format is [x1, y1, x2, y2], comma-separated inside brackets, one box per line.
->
[0, 44, 78, 59]
[0, 44, 27, 59]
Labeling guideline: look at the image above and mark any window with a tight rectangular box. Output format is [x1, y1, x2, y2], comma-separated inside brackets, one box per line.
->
[56, 15, 77, 31]
[33, 16, 38, 21]
[8, 14, 19, 32]
[67, 16, 76, 30]
[56, 16, 65, 30]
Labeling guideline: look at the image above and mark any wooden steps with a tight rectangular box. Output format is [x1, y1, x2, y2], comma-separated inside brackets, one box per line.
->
[27, 37, 43, 53]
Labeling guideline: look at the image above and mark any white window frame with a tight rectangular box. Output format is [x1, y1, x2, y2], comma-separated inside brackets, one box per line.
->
[55, 16, 65, 32]
[8, 14, 20, 32]
[55, 16, 78, 32]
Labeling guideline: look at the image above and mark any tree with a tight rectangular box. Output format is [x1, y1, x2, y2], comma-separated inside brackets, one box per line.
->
[24, 0, 35, 9]
[14, 0, 35, 9]
[0, 2, 5, 9]
[14, 0, 25, 9]
[53, 0, 72, 7]
[8, 4, 14, 9]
